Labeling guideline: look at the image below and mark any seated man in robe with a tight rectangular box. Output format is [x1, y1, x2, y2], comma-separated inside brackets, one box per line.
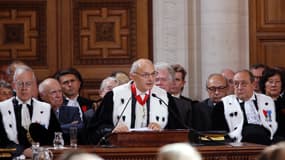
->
[212, 70, 277, 145]
[0, 66, 61, 157]
[38, 78, 83, 144]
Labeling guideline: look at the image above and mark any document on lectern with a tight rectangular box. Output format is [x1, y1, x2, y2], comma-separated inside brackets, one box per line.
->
[129, 127, 152, 132]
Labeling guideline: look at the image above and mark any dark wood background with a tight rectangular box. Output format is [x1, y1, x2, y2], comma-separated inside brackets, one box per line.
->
[1, 0, 285, 100]
[0, 0, 153, 100]
[249, 0, 285, 67]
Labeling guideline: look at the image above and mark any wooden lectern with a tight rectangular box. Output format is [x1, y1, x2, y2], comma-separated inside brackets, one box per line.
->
[0, 148, 16, 159]
[108, 129, 189, 147]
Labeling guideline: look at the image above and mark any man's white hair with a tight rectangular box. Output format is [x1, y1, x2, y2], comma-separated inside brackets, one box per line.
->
[13, 65, 35, 82]
[158, 143, 202, 160]
[154, 62, 175, 81]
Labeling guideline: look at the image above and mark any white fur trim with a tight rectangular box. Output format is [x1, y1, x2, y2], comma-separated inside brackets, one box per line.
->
[0, 97, 51, 144]
[223, 93, 277, 142]
[112, 82, 169, 129]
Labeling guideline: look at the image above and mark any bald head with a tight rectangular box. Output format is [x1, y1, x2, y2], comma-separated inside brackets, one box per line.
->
[221, 68, 235, 95]
[129, 58, 156, 92]
[39, 78, 63, 108]
[130, 58, 153, 74]
[206, 73, 228, 103]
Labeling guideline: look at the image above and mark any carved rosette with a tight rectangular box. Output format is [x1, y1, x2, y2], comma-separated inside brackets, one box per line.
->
[73, 0, 137, 65]
[0, 1, 47, 66]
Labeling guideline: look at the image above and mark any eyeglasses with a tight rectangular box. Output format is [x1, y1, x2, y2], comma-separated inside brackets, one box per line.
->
[135, 71, 158, 79]
[207, 86, 227, 92]
[254, 76, 262, 80]
[0, 91, 12, 96]
[15, 81, 33, 88]
[233, 81, 249, 88]
[266, 80, 281, 85]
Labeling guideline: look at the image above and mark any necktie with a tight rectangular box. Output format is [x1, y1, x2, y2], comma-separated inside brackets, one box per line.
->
[21, 104, 31, 130]
[56, 109, 60, 119]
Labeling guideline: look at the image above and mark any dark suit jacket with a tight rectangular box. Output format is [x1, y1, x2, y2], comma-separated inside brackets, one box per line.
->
[63, 96, 94, 114]
[57, 106, 83, 134]
[173, 97, 192, 128]
[192, 98, 215, 131]
[179, 95, 199, 105]
[87, 91, 186, 145]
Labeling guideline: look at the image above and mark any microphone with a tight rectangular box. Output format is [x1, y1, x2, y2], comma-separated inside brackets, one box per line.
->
[151, 93, 225, 145]
[98, 96, 132, 146]
[151, 93, 189, 129]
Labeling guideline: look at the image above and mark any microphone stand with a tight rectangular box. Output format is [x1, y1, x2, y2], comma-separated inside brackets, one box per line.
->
[97, 96, 132, 146]
[151, 93, 225, 146]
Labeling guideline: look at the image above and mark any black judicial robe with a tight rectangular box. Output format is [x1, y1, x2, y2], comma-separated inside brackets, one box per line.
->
[87, 88, 186, 145]
[213, 101, 272, 145]
[0, 97, 61, 156]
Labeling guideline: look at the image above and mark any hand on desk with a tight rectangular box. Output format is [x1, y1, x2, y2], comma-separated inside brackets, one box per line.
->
[112, 122, 161, 133]
[112, 123, 129, 133]
[148, 122, 161, 131]
[23, 147, 32, 158]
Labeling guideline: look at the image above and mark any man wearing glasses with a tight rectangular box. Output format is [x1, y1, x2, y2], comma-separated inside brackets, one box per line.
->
[212, 70, 277, 145]
[87, 58, 185, 145]
[192, 73, 228, 131]
[0, 66, 61, 158]
[250, 64, 268, 93]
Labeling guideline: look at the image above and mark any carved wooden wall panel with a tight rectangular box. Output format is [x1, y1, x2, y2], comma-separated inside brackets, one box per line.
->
[257, 0, 285, 31]
[250, 0, 285, 67]
[0, 0, 152, 100]
[66, 0, 151, 99]
[73, 0, 137, 65]
[0, 1, 47, 66]
[259, 40, 285, 66]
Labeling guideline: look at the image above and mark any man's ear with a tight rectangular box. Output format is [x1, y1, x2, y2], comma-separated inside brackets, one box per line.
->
[129, 72, 135, 80]
[12, 81, 16, 90]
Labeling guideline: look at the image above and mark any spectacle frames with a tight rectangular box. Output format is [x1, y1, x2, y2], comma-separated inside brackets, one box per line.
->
[207, 86, 227, 92]
[233, 81, 250, 88]
[135, 71, 158, 79]
[16, 81, 33, 88]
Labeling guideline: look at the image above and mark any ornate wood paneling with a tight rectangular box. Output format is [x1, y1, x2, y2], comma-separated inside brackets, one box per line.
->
[0, 0, 152, 100]
[73, 0, 137, 65]
[250, 0, 285, 67]
[257, 0, 285, 31]
[259, 40, 285, 66]
[0, 0, 47, 66]
[67, 0, 151, 99]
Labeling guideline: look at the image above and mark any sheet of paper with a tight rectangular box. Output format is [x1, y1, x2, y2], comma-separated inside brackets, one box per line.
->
[129, 127, 153, 132]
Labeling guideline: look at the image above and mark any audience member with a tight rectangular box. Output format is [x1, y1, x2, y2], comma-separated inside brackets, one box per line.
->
[5, 61, 39, 99]
[212, 70, 277, 145]
[259, 68, 285, 140]
[258, 142, 285, 160]
[250, 64, 268, 93]
[221, 68, 235, 95]
[99, 76, 119, 99]
[111, 71, 130, 85]
[192, 73, 228, 131]
[6, 60, 27, 84]
[0, 67, 61, 157]
[55, 68, 93, 121]
[157, 143, 202, 160]
[155, 62, 192, 128]
[87, 59, 185, 144]
[171, 64, 197, 103]
[84, 76, 119, 125]
[0, 64, 8, 81]
[59, 151, 103, 160]
[0, 80, 13, 101]
[38, 78, 83, 144]
[259, 68, 285, 100]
